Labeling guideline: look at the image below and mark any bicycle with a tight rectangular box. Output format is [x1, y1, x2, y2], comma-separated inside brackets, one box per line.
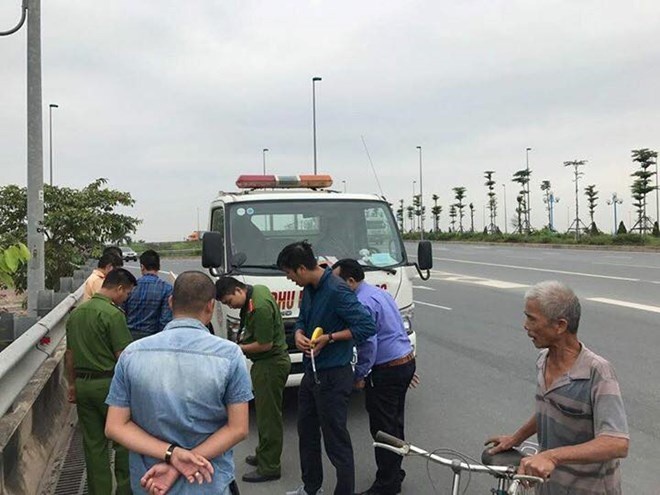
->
[373, 431, 544, 495]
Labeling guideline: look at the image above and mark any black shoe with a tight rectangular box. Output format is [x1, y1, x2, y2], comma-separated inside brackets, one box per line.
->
[245, 454, 257, 466]
[241, 469, 281, 483]
[355, 484, 401, 495]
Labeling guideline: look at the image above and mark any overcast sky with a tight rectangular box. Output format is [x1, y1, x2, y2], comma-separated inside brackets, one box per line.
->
[2, 1, 660, 240]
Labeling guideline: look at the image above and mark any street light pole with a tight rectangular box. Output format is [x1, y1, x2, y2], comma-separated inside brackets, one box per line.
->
[655, 156, 659, 226]
[48, 103, 58, 186]
[502, 183, 508, 233]
[416, 146, 424, 240]
[262, 148, 269, 174]
[312, 76, 322, 174]
[525, 147, 532, 233]
[412, 180, 417, 232]
[342, 180, 346, 192]
[607, 193, 623, 234]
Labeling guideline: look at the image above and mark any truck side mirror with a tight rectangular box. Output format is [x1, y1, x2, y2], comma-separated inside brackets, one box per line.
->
[415, 240, 433, 280]
[202, 231, 224, 269]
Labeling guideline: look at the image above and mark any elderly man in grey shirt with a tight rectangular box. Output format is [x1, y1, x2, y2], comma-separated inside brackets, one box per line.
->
[486, 281, 629, 495]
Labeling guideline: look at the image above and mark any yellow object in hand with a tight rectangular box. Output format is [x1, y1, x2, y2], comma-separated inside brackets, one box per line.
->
[310, 327, 324, 347]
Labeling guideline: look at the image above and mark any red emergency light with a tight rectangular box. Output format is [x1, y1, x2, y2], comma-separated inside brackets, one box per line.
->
[236, 174, 333, 189]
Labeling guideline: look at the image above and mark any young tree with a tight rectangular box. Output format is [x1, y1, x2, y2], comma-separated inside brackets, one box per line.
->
[512, 169, 532, 233]
[0, 179, 140, 290]
[396, 199, 405, 232]
[468, 203, 475, 233]
[484, 171, 498, 233]
[452, 187, 467, 233]
[449, 204, 457, 233]
[584, 184, 599, 234]
[540, 180, 552, 229]
[412, 194, 422, 232]
[630, 148, 658, 235]
[514, 194, 525, 233]
[406, 205, 415, 232]
[431, 194, 442, 233]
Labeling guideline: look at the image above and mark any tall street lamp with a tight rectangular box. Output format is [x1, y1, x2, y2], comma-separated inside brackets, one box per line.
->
[48, 103, 59, 186]
[502, 183, 508, 233]
[342, 180, 346, 192]
[312, 76, 322, 174]
[416, 146, 424, 240]
[262, 148, 269, 174]
[607, 193, 623, 234]
[412, 180, 417, 232]
[525, 147, 532, 232]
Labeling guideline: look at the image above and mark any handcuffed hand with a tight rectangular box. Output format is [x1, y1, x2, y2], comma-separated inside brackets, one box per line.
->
[141, 463, 179, 494]
[408, 372, 421, 389]
[170, 447, 213, 484]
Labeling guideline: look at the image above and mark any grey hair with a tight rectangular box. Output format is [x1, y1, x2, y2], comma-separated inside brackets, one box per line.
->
[525, 280, 581, 334]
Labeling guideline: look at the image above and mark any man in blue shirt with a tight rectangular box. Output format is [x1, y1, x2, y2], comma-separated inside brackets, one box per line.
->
[105, 271, 253, 494]
[277, 241, 376, 495]
[333, 259, 416, 495]
[124, 249, 173, 340]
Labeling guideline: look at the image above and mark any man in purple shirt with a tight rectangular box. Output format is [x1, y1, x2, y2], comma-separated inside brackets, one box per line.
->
[333, 259, 415, 495]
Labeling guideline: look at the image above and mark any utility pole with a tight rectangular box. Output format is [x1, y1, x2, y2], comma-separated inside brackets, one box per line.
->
[2, 1, 45, 315]
[502, 183, 508, 233]
[607, 193, 623, 234]
[525, 147, 532, 233]
[262, 148, 268, 174]
[312, 76, 322, 174]
[48, 103, 58, 186]
[417, 146, 424, 240]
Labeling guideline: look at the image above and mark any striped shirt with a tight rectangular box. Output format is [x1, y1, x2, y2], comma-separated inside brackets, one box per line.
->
[535, 343, 629, 495]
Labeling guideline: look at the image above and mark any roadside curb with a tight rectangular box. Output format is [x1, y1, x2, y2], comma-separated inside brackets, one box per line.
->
[406, 240, 660, 253]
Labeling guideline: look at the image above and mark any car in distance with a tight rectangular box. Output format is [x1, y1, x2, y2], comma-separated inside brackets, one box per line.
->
[120, 246, 138, 262]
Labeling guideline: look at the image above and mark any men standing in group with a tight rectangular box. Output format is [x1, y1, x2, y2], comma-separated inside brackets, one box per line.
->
[105, 271, 253, 495]
[216, 276, 291, 483]
[124, 249, 173, 340]
[332, 259, 415, 495]
[83, 251, 123, 301]
[277, 241, 376, 495]
[487, 280, 629, 494]
[66, 268, 137, 494]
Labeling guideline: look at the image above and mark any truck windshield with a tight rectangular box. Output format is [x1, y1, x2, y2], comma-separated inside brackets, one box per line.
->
[225, 199, 406, 273]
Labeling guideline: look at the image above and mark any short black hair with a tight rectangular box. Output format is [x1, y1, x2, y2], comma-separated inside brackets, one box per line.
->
[102, 268, 137, 289]
[333, 258, 365, 282]
[215, 277, 246, 299]
[140, 249, 160, 271]
[103, 245, 124, 260]
[98, 252, 122, 269]
[277, 241, 317, 271]
[172, 271, 215, 314]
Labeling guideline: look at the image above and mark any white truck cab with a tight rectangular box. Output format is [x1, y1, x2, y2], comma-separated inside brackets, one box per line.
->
[202, 174, 432, 386]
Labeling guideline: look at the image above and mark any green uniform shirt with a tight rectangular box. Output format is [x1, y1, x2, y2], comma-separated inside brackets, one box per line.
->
[239, 285, 287, 361]
[66, 293, 133, 373]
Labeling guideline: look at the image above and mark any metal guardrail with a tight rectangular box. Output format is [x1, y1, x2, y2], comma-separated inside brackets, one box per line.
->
[0, 285, 84, 418]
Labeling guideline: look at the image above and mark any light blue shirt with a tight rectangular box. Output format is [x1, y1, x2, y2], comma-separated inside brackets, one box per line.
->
[106, 318, 253, 494]
[354, 282, 413, 380]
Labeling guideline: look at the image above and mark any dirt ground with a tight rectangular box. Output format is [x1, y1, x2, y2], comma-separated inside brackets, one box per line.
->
[0, 288, 27, 315]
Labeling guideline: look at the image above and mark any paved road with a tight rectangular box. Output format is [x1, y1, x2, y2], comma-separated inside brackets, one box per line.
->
[126, 243, 659, 493]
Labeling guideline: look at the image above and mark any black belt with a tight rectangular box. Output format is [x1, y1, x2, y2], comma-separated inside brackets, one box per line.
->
[75, 370, 114, 379]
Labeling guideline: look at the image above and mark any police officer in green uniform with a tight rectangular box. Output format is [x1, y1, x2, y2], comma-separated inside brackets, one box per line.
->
[65, 268, 137, 495]
[216, 277, 291, 483]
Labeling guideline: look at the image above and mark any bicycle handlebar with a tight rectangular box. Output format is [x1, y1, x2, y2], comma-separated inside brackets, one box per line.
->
[374, 430, 408, 449]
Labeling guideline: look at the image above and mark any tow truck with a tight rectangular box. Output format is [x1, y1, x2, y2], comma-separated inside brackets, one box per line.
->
[201, 174, 432, 386]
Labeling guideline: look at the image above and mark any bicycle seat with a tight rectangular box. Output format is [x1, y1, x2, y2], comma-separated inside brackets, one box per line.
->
[481, 447, 525, 467]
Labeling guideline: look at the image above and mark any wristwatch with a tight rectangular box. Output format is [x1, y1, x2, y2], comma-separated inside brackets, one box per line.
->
[328, 333, 335, 344]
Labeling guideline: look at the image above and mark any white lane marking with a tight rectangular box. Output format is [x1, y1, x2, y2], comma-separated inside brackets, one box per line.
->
[587, 297, 660, 314]
[413, 285, 436, 291]
[433, 257, 640, 282]
[430, 270, 528, 289]
[414, 300, 452, 311]
[591, 261, 660, 270]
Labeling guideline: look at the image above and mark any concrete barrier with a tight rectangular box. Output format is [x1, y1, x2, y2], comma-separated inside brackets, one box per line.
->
[0, 342, 74, 495]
